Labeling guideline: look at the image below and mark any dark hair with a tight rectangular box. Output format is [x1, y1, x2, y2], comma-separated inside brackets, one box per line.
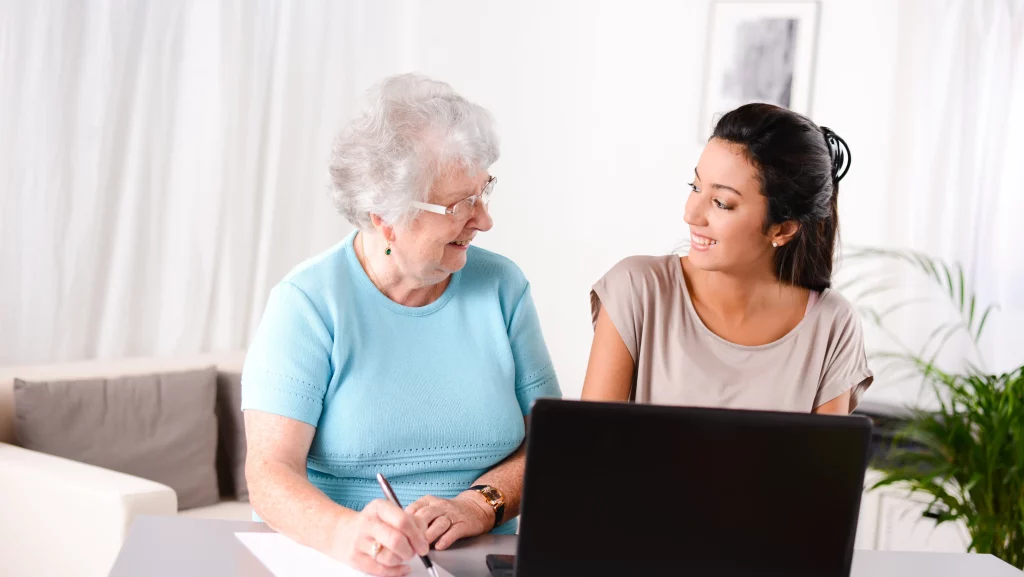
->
[711, 103, 851, 291]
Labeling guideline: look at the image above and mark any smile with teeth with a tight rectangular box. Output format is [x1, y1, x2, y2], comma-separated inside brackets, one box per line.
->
[691, 233, 718, 246]
[450, 239, 471, 246]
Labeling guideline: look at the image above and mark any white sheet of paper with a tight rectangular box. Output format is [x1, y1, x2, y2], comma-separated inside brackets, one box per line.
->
[235, 532, 454, 577]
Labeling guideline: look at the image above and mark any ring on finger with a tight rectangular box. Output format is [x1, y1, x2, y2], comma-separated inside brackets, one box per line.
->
[368, 540, 382, 560]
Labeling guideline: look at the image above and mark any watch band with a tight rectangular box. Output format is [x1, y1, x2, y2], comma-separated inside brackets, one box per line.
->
[470, 484, 506, 529]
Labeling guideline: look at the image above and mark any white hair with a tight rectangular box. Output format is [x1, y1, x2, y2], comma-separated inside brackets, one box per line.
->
[328, 73, 500, 229]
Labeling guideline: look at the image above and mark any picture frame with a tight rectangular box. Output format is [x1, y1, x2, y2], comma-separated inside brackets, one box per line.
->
[699, 1, 821, 142]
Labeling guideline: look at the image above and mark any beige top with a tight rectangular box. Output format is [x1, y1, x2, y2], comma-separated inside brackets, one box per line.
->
[591, 256, 873, 412]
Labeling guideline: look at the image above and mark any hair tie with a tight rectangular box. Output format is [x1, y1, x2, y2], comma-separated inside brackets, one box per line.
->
[820, 127, 851, 183]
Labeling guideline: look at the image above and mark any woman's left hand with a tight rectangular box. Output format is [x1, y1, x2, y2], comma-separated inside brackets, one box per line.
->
[405, 492, 494, 550]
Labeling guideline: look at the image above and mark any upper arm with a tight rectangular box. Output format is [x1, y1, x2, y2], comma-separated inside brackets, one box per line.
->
[581, 307, 635, 402]
[813, 304, 874, 412]
[508, 283, 561, 414]
[813, 389, 851, 415]
[242, 281, 333, 427]
[244, 410, 316, 475]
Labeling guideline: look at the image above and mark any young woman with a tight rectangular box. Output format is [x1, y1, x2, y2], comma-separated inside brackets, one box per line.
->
[583, 103, 871, 414]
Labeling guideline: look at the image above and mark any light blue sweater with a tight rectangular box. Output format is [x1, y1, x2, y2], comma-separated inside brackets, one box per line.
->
[241, 232, 561, 533]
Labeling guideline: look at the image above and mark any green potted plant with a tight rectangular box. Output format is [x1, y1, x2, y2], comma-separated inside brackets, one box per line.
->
[840, 248, 1024, 569]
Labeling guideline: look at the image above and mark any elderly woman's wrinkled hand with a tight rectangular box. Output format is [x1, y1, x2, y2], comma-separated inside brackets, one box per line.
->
[406, 493, 495, 550]
[328, 499, 431, 577]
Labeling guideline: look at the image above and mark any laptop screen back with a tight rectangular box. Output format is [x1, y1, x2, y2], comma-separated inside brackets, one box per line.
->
[515, 400, 871, 577]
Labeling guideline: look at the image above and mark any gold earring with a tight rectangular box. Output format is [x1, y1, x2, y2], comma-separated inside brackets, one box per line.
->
[385, 241, 392, 256]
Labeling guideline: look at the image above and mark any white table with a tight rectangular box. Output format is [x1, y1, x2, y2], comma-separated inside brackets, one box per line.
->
[108, 515, 1022, 577]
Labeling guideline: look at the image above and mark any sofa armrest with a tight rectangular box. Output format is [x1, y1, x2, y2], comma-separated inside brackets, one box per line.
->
[0, 442, 177, 577]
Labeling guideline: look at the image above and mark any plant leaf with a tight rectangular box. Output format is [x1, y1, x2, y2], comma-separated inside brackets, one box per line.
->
[974, 305, 998, 343]
[967, 295, 976, 333]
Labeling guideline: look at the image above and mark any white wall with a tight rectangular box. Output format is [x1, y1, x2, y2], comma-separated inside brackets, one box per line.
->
[290, 0, 902, 400]
[4, 0, 936, 409]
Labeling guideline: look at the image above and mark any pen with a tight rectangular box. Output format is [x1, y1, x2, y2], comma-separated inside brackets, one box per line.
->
[376, 473, 440, 577]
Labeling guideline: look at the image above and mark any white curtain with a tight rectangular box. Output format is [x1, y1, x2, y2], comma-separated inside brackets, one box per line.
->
[882, 0, 1024, 375]
[3, 0, 1022, 386]
[0, 0, 422, 365]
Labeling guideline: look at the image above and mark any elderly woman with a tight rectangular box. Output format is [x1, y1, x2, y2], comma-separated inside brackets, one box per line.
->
[242, 73, 560, 577]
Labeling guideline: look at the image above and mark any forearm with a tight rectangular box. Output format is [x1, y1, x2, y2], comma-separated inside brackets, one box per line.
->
[467, 442, 526, 522]
[247, 459, 355, 552]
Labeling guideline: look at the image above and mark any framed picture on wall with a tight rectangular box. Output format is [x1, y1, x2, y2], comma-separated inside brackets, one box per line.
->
[699, 1, 821, 142]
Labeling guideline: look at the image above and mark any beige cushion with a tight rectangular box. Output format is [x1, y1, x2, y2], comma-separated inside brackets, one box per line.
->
[14, 367, 221, 510]
[215, 371, 248, 500]
[0, 351, 246, 445]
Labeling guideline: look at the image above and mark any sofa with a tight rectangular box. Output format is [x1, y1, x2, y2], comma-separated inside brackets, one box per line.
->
[0, 351, 253, 577]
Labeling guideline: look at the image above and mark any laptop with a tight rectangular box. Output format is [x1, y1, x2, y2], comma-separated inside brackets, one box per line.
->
[499, 399, 872, 577]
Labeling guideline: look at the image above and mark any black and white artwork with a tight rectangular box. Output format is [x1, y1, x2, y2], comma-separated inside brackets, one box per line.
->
[700, 1, 820, 141]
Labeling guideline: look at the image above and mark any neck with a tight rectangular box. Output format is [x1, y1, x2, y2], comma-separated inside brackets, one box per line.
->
[684, 256, 791, 321]
[357, 232, 449, 307]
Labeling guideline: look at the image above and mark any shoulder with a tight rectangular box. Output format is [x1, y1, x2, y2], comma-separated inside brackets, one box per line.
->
[595, 254, 679, 293]
[248, 241, 351, 340]
[462, 245, 529, 293]
[460, 245, 536, 327]
[590, 255, 680, 331]
[817, 289, 860, 322]
[814, 289, 867, 340]
[273, 238, 352, 308]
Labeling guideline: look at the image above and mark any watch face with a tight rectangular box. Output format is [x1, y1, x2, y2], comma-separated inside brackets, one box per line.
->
[478, 486, 502, 505]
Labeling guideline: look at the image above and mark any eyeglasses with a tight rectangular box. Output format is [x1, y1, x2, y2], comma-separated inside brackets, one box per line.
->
[411, 176, 496, 220]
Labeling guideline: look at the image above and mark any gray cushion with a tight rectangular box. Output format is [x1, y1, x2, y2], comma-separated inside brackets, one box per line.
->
[215, 371, 248, 501]
[13, 367, 220, 510]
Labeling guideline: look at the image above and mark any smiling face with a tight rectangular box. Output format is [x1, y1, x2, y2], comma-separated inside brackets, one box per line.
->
[390, 165, 494, 283]
[685, 138, 792, 275]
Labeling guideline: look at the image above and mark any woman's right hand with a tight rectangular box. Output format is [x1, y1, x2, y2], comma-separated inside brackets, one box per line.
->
[328, 499, 431, 577]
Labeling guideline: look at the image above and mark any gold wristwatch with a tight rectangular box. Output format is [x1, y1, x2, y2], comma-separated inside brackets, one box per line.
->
[470, 484, 506, 529]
